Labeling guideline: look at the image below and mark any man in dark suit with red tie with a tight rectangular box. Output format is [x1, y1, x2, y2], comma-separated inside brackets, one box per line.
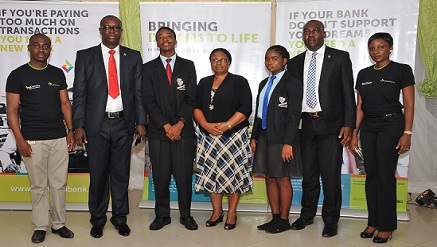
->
[287, 20, 356, 237]
[72, 15, 146, 238]
[142, 27, 198, 231]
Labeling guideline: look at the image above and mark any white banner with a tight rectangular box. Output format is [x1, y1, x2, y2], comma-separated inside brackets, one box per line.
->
[276, 0, 419, 178]
[276, 0, 419, 80]
[140, 2, 271, 99]
[0, 2, 118, 89]
[0, 2, 118, 174]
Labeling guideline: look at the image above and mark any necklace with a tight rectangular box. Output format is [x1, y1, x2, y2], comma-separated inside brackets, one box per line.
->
[373, 61, 390, 70]
[209, 89, 216, 110]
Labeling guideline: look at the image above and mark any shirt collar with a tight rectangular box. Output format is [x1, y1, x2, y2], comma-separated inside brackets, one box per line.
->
[101, 44, 120, 55]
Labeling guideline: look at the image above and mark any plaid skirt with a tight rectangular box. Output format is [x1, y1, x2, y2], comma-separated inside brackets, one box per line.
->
[195, 127, 253, 194]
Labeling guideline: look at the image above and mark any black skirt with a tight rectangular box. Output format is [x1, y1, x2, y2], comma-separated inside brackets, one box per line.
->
[252, 131, 302, 178]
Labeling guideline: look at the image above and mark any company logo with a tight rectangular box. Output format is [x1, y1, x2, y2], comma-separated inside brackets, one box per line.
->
[25, 85, 40, 90]
[48, 82, 60, 87]
[62, 60, 74, 73]
[380, 79, 396, 84]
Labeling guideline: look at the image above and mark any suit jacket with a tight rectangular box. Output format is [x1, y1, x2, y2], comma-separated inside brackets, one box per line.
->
[251, 71, 303, 145]
[288, 46, 356, 134]
[142, 56, 197, 140]
[72, 44, 146, 136]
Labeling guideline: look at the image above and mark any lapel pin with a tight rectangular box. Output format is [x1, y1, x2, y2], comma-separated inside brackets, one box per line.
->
[123, 53, 126, 56]
[328, 55, 331, 58]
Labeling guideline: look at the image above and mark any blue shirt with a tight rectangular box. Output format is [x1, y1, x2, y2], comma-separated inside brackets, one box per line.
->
[257, 70, 285, 118]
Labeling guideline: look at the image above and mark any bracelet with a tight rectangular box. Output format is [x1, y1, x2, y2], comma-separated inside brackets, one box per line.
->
[226, 122, 232, 130]
[403, 130, 412, 135]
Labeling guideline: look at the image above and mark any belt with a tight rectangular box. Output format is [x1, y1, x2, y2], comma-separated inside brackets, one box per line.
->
[304, 111, 322, 118]
[365, 112, 402, 119]
[105, 111, 124, 119]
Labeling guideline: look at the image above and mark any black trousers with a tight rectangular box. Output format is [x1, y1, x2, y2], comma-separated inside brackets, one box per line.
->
[299, 114, 343, 225]
[149, 137, 196, 218]
[361, 114, 404, 231]
[86, 117, 132, 227]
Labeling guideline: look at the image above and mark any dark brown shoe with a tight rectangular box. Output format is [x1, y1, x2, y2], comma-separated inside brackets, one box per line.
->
[149, 216, 171, 231]
[90, 225, 103, 238]
[290, 217, 314, 230]
[322, 223, 338, 237]
[31, 230, 46, 243]
[51, 226, 74, 238]
[115, 222, 131, 236]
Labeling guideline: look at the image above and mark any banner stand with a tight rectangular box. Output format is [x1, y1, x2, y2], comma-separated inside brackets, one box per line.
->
[138, 201, 411, 221]
[1, 201, 409, 221]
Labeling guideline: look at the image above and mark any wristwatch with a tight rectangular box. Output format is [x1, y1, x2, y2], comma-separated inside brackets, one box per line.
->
[403, 130, 412, 135]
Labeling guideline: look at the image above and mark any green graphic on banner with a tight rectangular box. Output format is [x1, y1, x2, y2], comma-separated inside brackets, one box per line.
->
[0, 174, 90, 203]
[350, 175, 408, 212]
[0, 174, 31, 202]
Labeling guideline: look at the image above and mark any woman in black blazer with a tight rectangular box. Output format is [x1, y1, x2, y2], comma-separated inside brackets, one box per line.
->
[251, 45, 302, 233]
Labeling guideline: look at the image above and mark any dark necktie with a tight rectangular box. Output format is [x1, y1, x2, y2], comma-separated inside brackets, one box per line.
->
[262, 75, 276, 129]
[108, 50, 120, 99]
[166, 58, 172, 84]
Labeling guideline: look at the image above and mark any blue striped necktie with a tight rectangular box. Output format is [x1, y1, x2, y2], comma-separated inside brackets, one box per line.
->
[262, 75, 276, 129]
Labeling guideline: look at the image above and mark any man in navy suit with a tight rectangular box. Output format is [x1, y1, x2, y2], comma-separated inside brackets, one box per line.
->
[72, 15, 146, 238]
[288, 20, 356, 237]
[142, 27, 198, 231]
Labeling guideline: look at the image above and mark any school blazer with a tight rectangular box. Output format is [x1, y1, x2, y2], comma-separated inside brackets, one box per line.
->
[251, 71, 302, 145]
[142, 55, 197, 140]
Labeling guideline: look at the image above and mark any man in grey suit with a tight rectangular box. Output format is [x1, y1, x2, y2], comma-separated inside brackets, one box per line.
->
[143, 27, 198, 231]
[287, 20, 356, 237]
[73, 15, 146, 238]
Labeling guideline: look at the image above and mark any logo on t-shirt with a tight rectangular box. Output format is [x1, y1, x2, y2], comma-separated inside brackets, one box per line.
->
[48, 82, 60, 87]
[25, 85, 40, 90]
[380, 79, 396, 84]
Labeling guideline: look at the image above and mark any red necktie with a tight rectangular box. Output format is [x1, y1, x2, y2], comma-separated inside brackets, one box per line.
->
[166, 58, 172, 84]
[108, 50, 120, 99]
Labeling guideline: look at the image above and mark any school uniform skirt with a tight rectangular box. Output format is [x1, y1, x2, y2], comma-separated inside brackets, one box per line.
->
[195, 127, 253, 194]
[253, 130, 302, 178]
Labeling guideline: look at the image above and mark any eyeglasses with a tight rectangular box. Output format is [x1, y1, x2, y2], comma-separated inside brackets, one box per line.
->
[99, 25, 122, 32]
[211, 58, 229, 64]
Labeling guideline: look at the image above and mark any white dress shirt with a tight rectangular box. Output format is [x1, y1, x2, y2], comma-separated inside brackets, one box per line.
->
[101, 44, 123, 112]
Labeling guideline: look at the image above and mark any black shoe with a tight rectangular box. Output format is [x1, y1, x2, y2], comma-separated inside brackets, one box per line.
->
[360, 226, 376, 238]
[180, 216, 198, 230]
[90, 225, 103, 238]
[373, 232, 392, 243]
[115, 222, 131, 236]
[51, 226, 74, 238]
[206, 211, 224, 227]
[224, 215, 237, 230]
[149, 216, 171, 231]
[322, 223, 338, 237]
[31, 230, 46, 243]
[257, 214, 280, 230]
[290, 217, 314, 230]
[265, 218, 291, 234]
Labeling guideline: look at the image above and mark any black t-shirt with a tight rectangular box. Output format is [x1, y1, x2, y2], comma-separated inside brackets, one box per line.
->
[6, 63, 68, 140]
[355, 61, 415, 116]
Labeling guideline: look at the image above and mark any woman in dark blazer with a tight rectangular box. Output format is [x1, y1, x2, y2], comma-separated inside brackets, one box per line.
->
[194, 48, 253, 230]
[251, 45, 302, 233]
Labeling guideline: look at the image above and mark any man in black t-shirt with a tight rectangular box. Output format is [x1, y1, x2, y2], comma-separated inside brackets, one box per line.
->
[6, 33, 75, 244]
